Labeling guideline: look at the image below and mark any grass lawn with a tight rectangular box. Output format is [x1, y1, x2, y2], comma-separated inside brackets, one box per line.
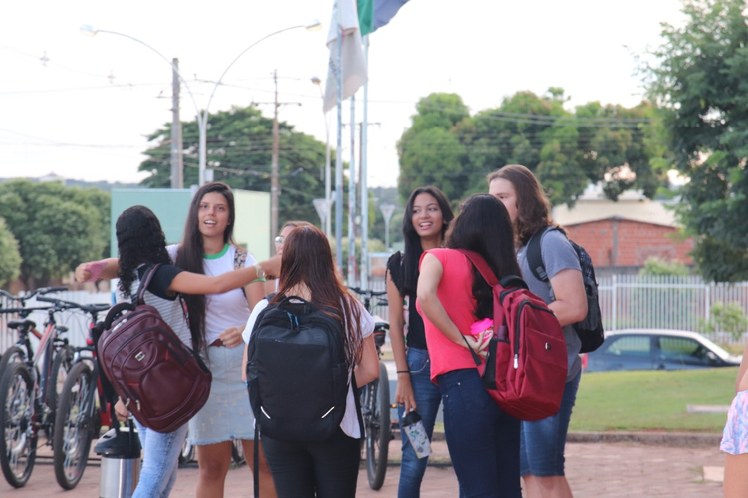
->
[570, 367, 739, 433]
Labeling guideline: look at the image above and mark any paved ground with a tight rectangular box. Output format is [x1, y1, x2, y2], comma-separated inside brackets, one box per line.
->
[0, 432, 726, 497]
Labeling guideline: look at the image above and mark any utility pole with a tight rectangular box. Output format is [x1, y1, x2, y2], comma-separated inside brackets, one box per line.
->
[270, 69, 280, 251]
[266, 69, 301, 253]
[170, 58, 183, 188]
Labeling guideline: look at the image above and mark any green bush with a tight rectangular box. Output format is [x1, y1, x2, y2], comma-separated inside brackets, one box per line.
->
[699, 302, 748, 341]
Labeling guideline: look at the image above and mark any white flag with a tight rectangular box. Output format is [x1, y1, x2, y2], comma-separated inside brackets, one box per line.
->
[323, 0, 368, 113]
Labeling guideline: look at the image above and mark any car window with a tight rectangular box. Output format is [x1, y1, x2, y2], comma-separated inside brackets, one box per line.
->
[657, 336, 709, 365]
[606, 336, 650, 357]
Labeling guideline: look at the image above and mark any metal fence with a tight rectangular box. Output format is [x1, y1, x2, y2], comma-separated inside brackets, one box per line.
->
[599, 275, 748, 344]
[4, 275, 748, 357]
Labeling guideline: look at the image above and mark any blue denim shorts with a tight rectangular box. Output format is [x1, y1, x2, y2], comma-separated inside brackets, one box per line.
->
[188, 345, 255, 445]
[519, 369, 581, 477]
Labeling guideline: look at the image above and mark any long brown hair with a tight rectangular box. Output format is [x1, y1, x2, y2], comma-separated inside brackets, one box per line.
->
[487, 164, 553, 245]
[274, 225, 363, 367]
[175, 182, 237, 351]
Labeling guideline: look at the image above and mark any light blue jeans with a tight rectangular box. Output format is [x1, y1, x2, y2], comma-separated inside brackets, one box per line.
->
[520, 369, 581, 477]
[397, 347, 442, 498]
[132, 419, 189, 498]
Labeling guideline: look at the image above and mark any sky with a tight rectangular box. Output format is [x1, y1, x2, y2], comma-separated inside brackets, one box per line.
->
[0, 0, 686, 188]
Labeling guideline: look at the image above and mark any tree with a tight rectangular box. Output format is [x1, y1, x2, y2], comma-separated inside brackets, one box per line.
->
[139, 105, 326, 223]
[0, 181, 109, 288]
[646, 0, 748, 281]
[0, 218, 21, 287]
[396, 90, 668, 207]
[397, 93, 471, 204]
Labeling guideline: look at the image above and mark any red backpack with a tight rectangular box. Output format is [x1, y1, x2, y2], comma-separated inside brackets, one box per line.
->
[460, 250, 567, 421]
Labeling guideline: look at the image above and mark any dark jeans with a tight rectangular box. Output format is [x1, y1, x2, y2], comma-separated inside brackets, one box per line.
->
[261, 428, 360, 497]
[438, 368, 521, 498]
[397, 347, 442, 498]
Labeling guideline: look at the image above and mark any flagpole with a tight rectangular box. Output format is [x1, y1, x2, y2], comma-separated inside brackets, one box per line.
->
[347, 96, 357, 286]
[359, 35, 370, 291]
[334, 4, 344, 271]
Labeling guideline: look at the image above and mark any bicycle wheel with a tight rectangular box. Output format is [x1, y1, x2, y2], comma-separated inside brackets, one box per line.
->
[0, 346, 24, 376]
[47, 345, 74, 413]
[0, 362, 37, 488]
[53, 361, 95, 490]
[231, 439, 246, 465]
[178, 429, 195, 466]
[365, 361, 391, 490]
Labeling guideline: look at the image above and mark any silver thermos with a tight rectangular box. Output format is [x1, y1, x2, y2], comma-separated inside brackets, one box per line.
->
[96, 420, 141, 498]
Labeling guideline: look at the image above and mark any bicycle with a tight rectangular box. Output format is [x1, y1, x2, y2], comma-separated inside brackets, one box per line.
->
[348, 286, 392, 491]
[49, 297, 111, 490]
[0, 286, 77, 488]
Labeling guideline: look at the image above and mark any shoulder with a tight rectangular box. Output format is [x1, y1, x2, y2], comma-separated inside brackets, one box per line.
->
[540, 229, 580, 273]
[141, 264, 183, 299]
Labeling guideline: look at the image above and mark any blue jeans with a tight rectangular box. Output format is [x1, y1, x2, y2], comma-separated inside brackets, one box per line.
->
[438, 369, 521, 498]
[520, 369, 581, 477]
[132, 419, 188, 498]
[397, 347, 442, 498]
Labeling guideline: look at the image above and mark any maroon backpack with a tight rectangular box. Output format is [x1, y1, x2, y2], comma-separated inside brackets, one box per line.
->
[98, 264, 211, 433]
[460, 250, 567, 421]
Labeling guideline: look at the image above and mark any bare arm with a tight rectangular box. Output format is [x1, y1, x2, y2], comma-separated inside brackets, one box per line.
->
[416, 253, 485, 355]
[387, 272, 417, 411]
[547, 268, 587, 327]
[354, 335, 379, 387]
[167, 256, 281, 296]
[75, 258, 119, 282]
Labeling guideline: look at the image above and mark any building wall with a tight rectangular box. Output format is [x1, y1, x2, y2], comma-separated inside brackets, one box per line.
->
[563, 218, 694, 269]
[111, 188, 270, 259]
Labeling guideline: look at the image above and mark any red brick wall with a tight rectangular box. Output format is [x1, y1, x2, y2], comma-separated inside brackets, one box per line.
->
[563, 219, 694, 269]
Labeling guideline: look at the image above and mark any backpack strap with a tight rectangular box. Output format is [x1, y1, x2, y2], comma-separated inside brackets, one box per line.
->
[135, 264, 161, 304]
[234, 246, 248, 270]
[527, 226, 569, 283]
[458, 249, 499, 287]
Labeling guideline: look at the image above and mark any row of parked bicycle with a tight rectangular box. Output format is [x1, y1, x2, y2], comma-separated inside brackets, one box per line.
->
[0, 285, 396, 492]
[0, 287, 111, 490]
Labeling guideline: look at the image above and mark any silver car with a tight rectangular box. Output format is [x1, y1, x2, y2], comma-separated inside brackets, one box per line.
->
[585, 329, 742, 372]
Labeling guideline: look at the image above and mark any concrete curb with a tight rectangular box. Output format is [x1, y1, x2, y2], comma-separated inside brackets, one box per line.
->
[567, 430, 721, 447]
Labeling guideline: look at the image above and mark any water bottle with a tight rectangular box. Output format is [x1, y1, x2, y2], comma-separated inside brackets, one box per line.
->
[402, 410, 431, 459]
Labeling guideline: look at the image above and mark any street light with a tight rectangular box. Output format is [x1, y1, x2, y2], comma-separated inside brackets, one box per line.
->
[82, 21, 321, 186]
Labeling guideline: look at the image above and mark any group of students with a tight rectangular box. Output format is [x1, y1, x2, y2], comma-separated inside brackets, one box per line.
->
[73, 164, 586, 498]
[75, 161, 748, 498]
[386, 164, 586, 498]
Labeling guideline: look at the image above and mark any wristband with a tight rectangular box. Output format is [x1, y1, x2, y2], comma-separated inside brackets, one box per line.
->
[253, 263, 267, 281]
[397, 370, 410, 374]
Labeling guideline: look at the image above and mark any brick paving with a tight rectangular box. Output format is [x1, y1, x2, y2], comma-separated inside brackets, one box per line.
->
[0, 433, 726, 497]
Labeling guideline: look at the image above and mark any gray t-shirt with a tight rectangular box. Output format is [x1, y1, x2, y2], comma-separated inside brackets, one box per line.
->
[517, 229, 582, 381]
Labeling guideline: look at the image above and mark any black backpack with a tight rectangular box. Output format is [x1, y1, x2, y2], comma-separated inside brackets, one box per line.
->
[526, 227, 605, 353]
[246, 296, 349, 443]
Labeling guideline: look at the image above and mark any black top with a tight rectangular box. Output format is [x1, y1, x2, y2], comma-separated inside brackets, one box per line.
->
[386, 251, 427, 350]
[136, 264, 183, 300]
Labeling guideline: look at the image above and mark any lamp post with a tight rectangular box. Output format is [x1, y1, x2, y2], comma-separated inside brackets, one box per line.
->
[82, 22, 320, 186]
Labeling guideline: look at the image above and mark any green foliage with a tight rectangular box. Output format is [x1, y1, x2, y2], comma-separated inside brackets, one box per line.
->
[570, 368, 735, 432]
[699, 302, 748, 341]
[0, 180, 110, 288]
[639, 257, 691, 276]
[139, 105, 326, 223]
[397, 90, 668, 207]
[0, 218, 21, 287]
[646, 0, 748, 281]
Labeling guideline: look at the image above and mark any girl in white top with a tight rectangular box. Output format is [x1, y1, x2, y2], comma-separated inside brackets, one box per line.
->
[242, 224, 379, 497]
